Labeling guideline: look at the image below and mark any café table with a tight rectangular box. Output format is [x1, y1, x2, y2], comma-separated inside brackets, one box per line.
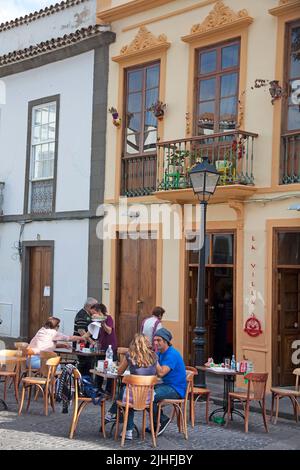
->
[198, 366, 245, 422]
[0, 355, 26, 411]
[54, 348, 105, 369]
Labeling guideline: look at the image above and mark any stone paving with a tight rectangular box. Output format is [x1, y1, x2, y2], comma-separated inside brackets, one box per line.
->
[0, 384, 299, 450]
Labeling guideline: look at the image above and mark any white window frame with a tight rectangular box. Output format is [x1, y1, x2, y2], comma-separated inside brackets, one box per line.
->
[30, 101, 57, 182]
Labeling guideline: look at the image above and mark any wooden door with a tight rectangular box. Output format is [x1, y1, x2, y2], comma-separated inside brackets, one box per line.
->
[278, 269, 300, 386]
[116, 236, 156, 347]
[28, 246, 53, 340]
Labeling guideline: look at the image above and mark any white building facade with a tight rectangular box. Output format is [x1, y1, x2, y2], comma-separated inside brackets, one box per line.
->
[0, 0, 115, 343]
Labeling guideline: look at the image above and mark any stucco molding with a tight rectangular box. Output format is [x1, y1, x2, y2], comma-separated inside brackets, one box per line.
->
[97, 0, 174, 23]
[182, 1, 253, 43]
[112, 26, 170, 62]
[228, 200, 244, 230]
[269, 0, 300, 16]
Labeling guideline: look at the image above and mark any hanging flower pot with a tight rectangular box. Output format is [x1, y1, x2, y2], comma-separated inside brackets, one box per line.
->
[147, 100, 167, 121]
[108, 107, 122, 128]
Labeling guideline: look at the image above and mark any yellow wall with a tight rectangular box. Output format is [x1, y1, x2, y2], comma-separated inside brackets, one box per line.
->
[100, 0, 300, 387]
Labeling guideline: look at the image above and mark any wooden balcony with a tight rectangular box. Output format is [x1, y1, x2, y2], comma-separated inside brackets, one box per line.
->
[154, 130, 258, 204]
[122, 154, 157, 197]
[281, 131, 300, 185]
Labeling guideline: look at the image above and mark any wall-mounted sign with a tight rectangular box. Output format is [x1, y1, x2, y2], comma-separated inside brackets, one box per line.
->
[43, 286, 50, 297]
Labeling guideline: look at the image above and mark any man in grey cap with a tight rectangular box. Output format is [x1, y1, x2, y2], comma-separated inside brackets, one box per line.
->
[147, 327, 187, 436]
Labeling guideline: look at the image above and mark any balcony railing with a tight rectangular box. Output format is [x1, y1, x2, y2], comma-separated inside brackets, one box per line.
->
[0, 182, 4, 215]
[281, 131, 300, 184]
[122, 154, 157, 197]
[156, 131, 258, 191]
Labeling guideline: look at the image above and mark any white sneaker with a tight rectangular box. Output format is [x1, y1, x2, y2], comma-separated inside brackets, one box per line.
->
[120, 429, 133, 440]
[105, 411, 116, 423]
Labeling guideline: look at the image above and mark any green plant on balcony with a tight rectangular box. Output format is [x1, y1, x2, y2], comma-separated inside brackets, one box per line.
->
[162, 149, 191, 189]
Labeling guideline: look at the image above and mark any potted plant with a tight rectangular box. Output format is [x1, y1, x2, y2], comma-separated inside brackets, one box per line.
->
[147, 100, 167, 120]
[108, 107, 122, 127]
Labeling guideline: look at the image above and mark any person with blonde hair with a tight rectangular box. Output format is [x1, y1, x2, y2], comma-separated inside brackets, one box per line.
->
[105, 333, 157, 440]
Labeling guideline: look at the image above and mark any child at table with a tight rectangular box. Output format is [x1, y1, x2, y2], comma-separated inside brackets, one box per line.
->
[104, 333, 157, 440]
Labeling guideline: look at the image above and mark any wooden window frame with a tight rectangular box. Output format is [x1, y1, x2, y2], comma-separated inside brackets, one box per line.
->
[282, 19, 300, 135]
[194, 38, 240, 135]
[123, 61, 160, 159]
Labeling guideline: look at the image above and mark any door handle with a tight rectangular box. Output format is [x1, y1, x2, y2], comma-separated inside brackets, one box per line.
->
[294, 322, 298, 328]
[137, 300, 143, 304]
[209, 306, 215, 311]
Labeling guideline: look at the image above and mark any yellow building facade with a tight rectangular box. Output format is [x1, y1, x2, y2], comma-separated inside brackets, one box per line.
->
[98, 0, 300, 389]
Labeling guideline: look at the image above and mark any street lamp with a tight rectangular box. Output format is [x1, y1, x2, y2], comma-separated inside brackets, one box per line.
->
[189, 156, 220, 387]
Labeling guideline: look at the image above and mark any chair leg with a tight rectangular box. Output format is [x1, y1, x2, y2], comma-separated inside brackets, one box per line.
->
[3, 377, 7, 401]
[156, 404, 162, 437]
[262, 399, 269, 433]
[206, 393, 210, 424]
[270, 392, 274, 423]
[26, 386, 32, 412]
[13, 375, 19, 403]
[101, 400, 106, 439]
[142, 410, 146, 440]
[149, 405, 156, 448]
[244, 401, 250, 433]
[115, 405, 120, 441]
[69, 402, 78, 439]
[121, 406, 129, 447]
[275, 395, 280, 425]
[182, 403, 188, 440]
[18, 385, 26, 416]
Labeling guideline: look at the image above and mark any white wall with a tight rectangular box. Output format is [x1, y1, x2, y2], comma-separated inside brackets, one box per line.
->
[0, 0, 97, 56]
[0, 219, 89, 338]
[0, 51, 94, 215]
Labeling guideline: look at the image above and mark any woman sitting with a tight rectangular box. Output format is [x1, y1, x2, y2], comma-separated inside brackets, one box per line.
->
[105, 333, 157, 440]
[28, 316, 84, 369]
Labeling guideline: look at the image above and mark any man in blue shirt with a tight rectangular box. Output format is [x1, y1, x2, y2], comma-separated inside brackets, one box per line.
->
[150, 328, 187, 436]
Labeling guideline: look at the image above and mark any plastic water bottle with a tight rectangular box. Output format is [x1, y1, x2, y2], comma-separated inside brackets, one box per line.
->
[230, 354, 236, 371]
[105, 345, 113, 371]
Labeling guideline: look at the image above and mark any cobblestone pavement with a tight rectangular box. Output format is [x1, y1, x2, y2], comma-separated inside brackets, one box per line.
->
[0, 385, 299, 451]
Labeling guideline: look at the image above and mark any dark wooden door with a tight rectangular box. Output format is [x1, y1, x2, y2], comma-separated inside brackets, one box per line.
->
[278, 269, 300, 386]
[28, 246, 53, 340]
[187, 267, 214, 364]
[116, 236, 156, 347]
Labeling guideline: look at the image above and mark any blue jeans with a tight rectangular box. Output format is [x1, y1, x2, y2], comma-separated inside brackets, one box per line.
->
[109, 385, 134, 431]
[153, 384, 181, 425]
[26, 355, 40, 369]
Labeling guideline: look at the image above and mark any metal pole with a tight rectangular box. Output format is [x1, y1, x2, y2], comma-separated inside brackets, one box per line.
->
[193, 199, 207, 387]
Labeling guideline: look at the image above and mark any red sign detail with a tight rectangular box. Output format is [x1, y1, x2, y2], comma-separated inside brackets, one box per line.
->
[244, 314, 262, 337]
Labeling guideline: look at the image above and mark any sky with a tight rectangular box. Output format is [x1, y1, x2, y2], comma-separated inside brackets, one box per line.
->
[0, 0, 54, 23]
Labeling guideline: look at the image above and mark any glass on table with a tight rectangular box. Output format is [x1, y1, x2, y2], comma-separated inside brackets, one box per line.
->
[224, 358, 231, 369]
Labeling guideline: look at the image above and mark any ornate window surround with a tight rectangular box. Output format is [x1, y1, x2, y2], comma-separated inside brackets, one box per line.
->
[111, 27, 170, 201]
[269, 0, 300, 190]
[181, 1, 253, 136]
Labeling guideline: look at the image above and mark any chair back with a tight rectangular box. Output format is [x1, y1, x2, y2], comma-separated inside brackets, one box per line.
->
[185, 367, 197, 396]
[45, 356, 61, 382]
[0, 349, 22, 372]
[14, 342, 29, 350]
[117, 347, 129, 364]
[245, 373, 268, 400]
[293, 368, 300, 391]
[40, 351, 58, 377]
[25, 347, 36, 376]
[122, 375, 157, 411]
[72, 368, 82, 401]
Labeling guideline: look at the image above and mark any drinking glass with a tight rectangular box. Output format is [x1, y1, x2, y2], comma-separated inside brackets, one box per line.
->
[224, 358, 231, 369]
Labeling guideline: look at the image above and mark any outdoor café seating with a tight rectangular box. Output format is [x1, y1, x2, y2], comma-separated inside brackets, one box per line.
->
[155, 370, 194, 440]
[115, 375, 158, 447]
[69, 368, 107, 439]
[226, 372, 269, 433]
[18, 356, 61, 416]
[270, 368, 300, 424]
[186, 366, 211, 426]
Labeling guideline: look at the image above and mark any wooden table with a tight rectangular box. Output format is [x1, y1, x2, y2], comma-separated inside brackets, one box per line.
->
[0, 355, 26, 410]
[198, 366, 245, 422]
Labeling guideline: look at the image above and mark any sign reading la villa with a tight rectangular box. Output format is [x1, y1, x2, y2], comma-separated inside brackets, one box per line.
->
[244, 235, 263, 337]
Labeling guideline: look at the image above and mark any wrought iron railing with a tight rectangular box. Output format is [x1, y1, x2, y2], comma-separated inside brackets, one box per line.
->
[122, 154, 157, 197]
[0, 182, 4, 215]
[156, 131, 258, 191]
[281, 131, 300, 184]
